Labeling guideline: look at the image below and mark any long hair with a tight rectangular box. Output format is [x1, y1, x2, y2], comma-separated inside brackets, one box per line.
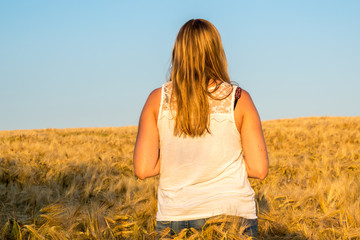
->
[170, 19, 231, 137]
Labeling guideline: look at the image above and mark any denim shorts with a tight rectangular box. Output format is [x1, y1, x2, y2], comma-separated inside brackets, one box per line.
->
[156, 215, 258, 238]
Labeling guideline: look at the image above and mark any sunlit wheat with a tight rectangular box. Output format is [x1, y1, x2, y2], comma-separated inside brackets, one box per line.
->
[0, 117, 359, 239]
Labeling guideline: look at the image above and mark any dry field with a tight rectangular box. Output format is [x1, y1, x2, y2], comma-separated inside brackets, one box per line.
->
[0, 117, 359, 239]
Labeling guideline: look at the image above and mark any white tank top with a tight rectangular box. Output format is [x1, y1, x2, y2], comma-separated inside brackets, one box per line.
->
[156, 81, 256, 221]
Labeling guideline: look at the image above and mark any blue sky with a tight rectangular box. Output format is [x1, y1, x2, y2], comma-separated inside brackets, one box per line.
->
[1, 1, 359, 130]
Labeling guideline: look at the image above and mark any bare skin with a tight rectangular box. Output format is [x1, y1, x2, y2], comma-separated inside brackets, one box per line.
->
[234, 89, 269, 179]
[133, 88, 161, 180]
[133, 85, 268, 180]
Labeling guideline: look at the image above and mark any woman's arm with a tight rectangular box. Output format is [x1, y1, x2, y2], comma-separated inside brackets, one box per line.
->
[133, 88, 161, 180]
[235, 90, 269, 180]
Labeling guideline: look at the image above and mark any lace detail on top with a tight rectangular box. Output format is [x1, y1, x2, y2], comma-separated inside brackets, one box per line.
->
[159, 81, 235, 122]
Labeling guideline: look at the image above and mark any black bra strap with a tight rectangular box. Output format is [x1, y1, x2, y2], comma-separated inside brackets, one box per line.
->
[234, 87, 242, 110]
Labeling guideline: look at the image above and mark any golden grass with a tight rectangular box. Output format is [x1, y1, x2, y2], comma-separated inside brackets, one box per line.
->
[0, 117, 359, 239]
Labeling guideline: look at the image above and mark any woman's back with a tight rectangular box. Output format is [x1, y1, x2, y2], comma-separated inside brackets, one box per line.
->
[156, 81, 256, 221]
[133, 19, 268, 238]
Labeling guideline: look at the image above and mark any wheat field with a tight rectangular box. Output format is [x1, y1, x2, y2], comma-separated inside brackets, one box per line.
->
[0, 117, 359, 239]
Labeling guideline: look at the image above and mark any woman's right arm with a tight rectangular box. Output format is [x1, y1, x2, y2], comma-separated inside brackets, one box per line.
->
[235, 90, 269, 180]
[133, 88, 161, 180]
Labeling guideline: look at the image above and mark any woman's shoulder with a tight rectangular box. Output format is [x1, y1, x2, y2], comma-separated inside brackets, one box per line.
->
[142, 87, 162, 120]
[237, 89, 252, 105]
[234, 89, 259, 120]
[147, 87, 162, 103]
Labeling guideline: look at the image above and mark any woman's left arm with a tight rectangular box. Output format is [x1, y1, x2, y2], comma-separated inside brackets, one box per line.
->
[133, 88, 161, 180]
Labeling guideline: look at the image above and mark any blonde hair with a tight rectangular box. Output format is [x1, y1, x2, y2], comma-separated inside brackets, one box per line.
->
[170, 19, 231, 137]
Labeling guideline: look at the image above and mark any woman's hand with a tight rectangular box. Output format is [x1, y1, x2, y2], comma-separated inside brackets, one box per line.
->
[235, 90, 269, 180]
[133, 88, 162, 180]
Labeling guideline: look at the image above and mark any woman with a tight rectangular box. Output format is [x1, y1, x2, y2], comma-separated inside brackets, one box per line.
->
[133, 19, 268, 238]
